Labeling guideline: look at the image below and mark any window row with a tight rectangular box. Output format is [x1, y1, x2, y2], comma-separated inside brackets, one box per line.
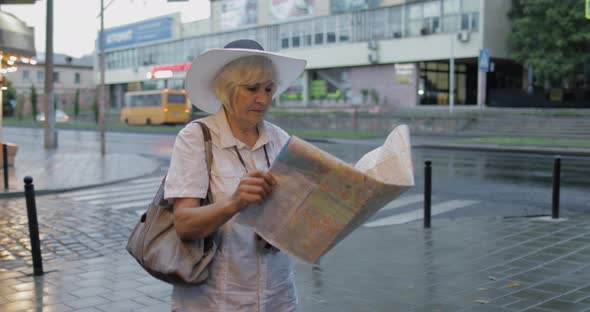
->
[22, 70, 81, 84]
[104, 0, 481, 70]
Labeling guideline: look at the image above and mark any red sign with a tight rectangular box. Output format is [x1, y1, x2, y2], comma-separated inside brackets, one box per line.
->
[151, 62, 192, 73]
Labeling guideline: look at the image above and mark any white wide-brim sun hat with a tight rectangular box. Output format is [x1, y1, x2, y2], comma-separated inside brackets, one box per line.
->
[185, 39, 307, 114]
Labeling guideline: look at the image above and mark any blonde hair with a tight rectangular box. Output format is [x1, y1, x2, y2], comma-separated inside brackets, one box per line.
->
[212, 55, 277, 110]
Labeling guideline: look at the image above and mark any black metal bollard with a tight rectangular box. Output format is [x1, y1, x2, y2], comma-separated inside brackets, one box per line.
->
[552, 157, 561, 219]
[424, 161, 432, 228]
[24, 176, 43, 276]
[3, 144, 8, 190]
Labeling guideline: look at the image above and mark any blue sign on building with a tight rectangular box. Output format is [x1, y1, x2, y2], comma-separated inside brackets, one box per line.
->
[100, 16, 174, 50]
[479, 48, 490, 72]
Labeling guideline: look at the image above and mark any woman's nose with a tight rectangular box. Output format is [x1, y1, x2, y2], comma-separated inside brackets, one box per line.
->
[254, 89, 269, 103]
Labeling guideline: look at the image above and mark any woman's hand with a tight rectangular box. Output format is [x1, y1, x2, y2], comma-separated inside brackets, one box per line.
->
[229, 171, 277, 213]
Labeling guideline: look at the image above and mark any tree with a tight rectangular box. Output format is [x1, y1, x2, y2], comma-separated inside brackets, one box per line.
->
[74, 89, 80, 119]
[2, 80, 16, 117]
[16, 94, 24, 120]
[508, 0, 590, 87]
[30, 85, 37, 120]
[92, 91, 99, 123]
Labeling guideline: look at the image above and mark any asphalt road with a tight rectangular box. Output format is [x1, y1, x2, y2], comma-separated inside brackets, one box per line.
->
[5, 127, 589, 221]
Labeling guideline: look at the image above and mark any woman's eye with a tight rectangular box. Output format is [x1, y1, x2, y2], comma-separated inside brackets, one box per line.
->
[246, 86, 257, 92]
[265, 88, 273, 93]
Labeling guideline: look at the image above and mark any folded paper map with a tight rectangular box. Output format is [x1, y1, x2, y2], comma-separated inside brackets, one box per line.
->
[235, 125, 414, 263]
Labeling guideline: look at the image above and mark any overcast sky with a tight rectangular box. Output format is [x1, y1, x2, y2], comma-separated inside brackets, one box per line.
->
[2, 0, 210, 58]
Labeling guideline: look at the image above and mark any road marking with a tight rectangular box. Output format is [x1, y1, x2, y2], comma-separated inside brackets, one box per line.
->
[59, 177, 162, 198]
[67, 187, 157, 201]
[364, 199, 480, 228]
[87, 193, 156, 206]
[129, 177, 164, 184]
[380, 194, 427, 212]
[111, 200, 153, 210]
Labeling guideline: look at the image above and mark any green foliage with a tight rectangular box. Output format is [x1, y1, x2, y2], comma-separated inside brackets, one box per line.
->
[508, 0, 590, 86]
[30, 85, 37, 120]
[2, 80, 16, 117]
[74, 89, 80, 119]
[92, 92, 99, 123]
[16, 94, 24, 120]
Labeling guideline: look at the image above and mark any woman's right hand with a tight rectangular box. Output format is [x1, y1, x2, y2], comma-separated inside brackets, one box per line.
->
[229, 171, 277, 213]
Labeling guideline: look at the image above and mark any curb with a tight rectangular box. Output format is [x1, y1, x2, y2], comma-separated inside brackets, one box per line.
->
[416, 143, 590, 157]
[0, 156, 163, 199]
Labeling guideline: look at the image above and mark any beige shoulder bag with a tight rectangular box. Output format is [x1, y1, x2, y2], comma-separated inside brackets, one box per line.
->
[126, 121, 216, 286]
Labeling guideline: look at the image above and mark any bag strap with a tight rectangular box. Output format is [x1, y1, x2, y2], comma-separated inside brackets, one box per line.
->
[194, 121, 213, 205]
[193, 121, 217, 250]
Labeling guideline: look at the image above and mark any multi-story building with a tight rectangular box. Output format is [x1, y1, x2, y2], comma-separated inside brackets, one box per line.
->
[6, 53, 95, 114]
[96, 0, 586, 111]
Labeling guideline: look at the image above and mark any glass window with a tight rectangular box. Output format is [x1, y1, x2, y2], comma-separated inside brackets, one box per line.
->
[326, 17, 336, 43]
[167, 94, 186, 103]
[292, 23, 301, 48]
[471, 12, 479, 30]
[389, 7, 403, 37]
[443, 0, 459, 14]
[327, 32, 336, 43]
[407, 3, 423, 36]
[460, 13, 476, 30]
[423, 1, 440, 18]
[280, 25, 290, 49]
[22, 70, 30, 81]
[53, 72, 59, 83]
[314, 20, 324, 45]
[461, 0, 480, 12]
[409, 4, 422, 19]
[371, 10, 387, 39]
[37, 70, 44, 81]
[301, 22, 312, 46]
[339, 14, 351, 42]
[75, 73, 81, 84]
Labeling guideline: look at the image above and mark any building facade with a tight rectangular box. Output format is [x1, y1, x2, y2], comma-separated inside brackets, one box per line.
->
[97, 0, 584, 111]
[5, 53, 95, 114]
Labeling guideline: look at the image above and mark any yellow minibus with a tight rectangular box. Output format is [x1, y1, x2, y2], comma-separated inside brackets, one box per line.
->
[121, 89, 190, 125]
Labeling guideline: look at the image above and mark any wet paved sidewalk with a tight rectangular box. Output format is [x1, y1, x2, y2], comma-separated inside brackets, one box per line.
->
[0, 146, 160, 196]
[1, 193, 589, 311]
[0, 128, 589, 311]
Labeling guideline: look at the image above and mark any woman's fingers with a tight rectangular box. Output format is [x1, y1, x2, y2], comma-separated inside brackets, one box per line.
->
[233, 171, 276, 208]
[239, 184, 269, 199]
[248, 171, 277, 185]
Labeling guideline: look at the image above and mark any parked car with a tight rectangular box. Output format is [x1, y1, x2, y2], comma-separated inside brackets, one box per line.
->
[36, 109, 70, 123]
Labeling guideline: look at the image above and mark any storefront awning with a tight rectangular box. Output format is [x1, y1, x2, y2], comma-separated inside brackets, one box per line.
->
[0, 11, 35, 63]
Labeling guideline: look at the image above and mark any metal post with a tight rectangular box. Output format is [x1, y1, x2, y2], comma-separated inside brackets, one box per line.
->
[2, 144, 7, 190]
[449, 32, 455, 115]
[477, 0, 486, 110]
[552, 157, 561, 219]
[44, 0, 57, 148]
[424, 161, 432, 228]
[99, 0, 106, 156]
[24, 176, 43, 276]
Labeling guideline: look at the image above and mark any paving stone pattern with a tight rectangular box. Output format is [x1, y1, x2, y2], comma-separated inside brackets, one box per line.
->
[5, 151, 160, 193]
[1, 194, 590, 311]
[0, 197, 136, 270]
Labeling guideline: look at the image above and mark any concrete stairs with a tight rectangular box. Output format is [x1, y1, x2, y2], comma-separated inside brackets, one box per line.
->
[462, 115, 590, 138]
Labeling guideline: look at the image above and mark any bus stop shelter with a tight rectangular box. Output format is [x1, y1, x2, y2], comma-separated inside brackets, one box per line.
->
[0, 2, 36, 163]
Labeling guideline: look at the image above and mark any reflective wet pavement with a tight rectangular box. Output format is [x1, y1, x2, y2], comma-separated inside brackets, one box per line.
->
[1, 194, 590, 311]
[1, 128, 589, 311]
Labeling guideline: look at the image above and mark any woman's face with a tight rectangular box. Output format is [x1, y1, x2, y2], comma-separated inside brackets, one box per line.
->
[228, 80, 275, 128]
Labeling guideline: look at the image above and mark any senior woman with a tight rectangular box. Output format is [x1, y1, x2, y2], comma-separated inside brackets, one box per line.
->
[164, 39, 306, 311]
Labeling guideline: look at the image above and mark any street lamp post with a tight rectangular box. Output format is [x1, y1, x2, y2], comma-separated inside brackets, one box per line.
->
[44, 0, 57, 148]
[449, 33, 455, 115]
[99, 0, 106, 156]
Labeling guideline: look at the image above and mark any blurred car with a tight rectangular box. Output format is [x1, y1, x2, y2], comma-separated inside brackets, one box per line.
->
[36, 109, 70, 123]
